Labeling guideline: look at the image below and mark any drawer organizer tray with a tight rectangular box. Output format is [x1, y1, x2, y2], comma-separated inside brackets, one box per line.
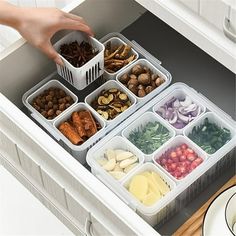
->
[22, 33, 172, 165]
[87, 82, 236, 226]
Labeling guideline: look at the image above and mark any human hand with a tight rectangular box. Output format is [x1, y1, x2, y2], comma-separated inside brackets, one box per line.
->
[15, 8, 94, 65]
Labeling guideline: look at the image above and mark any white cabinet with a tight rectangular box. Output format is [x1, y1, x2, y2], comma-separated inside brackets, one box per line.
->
[179, 0, 199, 13]
[199, 0, 229, 30]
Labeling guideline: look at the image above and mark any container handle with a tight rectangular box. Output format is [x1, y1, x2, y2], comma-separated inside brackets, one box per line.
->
[85, 213, 94, 236]
[223, 17, 236, 43]
[30, 113, 61, 141]
[131, 40, 162, 65]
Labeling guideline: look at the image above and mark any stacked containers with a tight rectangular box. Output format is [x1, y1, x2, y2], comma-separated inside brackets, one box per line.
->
[86, 82, 236, 226]
[23, 32, 173, 165]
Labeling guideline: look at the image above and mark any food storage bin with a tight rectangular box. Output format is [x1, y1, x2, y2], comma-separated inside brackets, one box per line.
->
[85, 80, 137, 126]
[121, 162, 176, 226]
[23, 77, 78, 134]
[122, 111, 176, 161]
[152, 87, 206, 134]
[116, 58, 168, 104]
[87, 82, 236, 228]
[87, 135, 144, 182]
[152, 135, 208, 183]
[102, 36, 139, 79]
[53, 102, 106, 164]
[53, 31, 105, 90]
[183, 112, 236, 156]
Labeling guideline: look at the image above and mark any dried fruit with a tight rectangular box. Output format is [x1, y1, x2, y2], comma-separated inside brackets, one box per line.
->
[118, 64, 165, 98]
[104, 42, 136, 73]
[31, 86, 74, 120]
[91, 88, 132, 120]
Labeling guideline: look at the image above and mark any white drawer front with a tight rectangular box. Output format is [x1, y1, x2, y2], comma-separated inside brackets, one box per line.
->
[41, 169, 68, 210]
[17, 147, 44, 187]
[66, 191, 89, 230]
[200, 0, 228, 30]
[179, 0, 199, 13]
[91, 215, 113, 236]
[0, 131, 20, 165]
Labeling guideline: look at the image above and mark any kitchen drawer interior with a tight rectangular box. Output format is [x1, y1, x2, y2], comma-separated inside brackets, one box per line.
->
[0, 1, 235, 235]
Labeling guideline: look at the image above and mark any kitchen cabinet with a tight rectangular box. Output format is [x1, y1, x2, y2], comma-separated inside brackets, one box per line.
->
[0, 0, 235, 235]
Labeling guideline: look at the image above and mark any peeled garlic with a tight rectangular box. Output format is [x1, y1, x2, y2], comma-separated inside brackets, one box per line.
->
[116, 151, 134, 161]
[120, 156, 138, 168]
[105, 149, 116, 160]
[124, 163, 138, 173]
[97, 158, 108, 166]
[102, 158, 116, 171]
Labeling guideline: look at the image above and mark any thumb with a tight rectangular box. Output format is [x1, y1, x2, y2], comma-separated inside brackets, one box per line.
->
[40, 41, 64, 66]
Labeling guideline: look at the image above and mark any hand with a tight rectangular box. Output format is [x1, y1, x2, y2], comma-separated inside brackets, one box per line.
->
[15, 8, 94, 65]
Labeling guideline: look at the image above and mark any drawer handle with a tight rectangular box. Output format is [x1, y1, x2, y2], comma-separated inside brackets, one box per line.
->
[85, 213, 94, 236]
[223, 17, 236, 43]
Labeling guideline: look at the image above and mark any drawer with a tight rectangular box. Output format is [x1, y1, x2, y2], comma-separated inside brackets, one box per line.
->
[0, 0, 235, 236]
[0, 130, 20, 165]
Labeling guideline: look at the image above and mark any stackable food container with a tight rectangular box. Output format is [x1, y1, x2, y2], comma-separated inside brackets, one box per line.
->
[22, 74, 78, 135]
[53, 31, 105, 90]
[22, 31, 236, 228]
[22, 32, 172, 164]
[87, 82, 236, 226]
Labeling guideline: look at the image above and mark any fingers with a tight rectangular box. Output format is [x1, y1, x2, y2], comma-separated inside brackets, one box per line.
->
[40, 41, 64, 66]
[61, 16, 94, 37]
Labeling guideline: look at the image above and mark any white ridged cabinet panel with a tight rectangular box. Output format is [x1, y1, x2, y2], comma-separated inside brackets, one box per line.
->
[0, 131, 20, 165]
[17, 147, 44, 187]
[41, 169, 68, 210]
[65, 191, 90, 230]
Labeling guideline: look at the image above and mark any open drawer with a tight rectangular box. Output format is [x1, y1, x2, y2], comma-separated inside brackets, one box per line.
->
[0, 0, 235, 236]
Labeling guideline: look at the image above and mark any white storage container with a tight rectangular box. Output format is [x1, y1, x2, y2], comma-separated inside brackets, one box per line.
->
[53, 102, 106, 164]
[85, 80, 137, 126]
[23, 76, 78, 134]
[121, 163, 176, 226]
[116, 58, 169, 104]
[122, 111, 176, 161]
[184, 111, 236, 156]
[87, 135, 144, 182]
[152, 87, 206, 134]
[87, 82, 236, 228]
[53, 31, 105, 90]
[152, 135, 208, 183]
[103, 36, 139, 79]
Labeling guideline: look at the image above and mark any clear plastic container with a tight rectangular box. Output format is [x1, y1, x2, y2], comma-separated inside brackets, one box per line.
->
[121, 163, 176, 226]
[87, 82, 236, 227]
[85, 80, 137, 125]
[87, 135, 144, 183]
[53, 31, 105, 90]
[184, 112, 236, 156]
[24, 79, 78, 129]
[122, 111, 176, 161]
[102, 36, 139, 79]
[53, 102, 106, 164]
[152, 135, 208, 183]
[116, 58, 168, 103]
[152, 88, 206, 134]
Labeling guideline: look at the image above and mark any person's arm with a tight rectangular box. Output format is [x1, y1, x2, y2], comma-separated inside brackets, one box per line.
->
[0, 1, 93, 65]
